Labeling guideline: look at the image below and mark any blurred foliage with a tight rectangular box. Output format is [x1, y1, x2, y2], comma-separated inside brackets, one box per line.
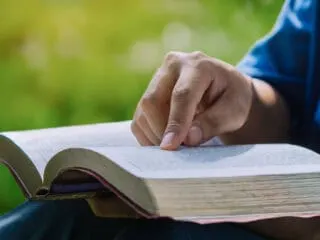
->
[0, 0, 283, 213]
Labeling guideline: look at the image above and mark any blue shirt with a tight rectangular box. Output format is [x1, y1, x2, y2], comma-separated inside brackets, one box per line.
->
[237, 0, 320, 152]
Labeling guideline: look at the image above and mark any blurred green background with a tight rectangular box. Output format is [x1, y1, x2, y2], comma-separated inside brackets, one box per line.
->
[0, 0, 283, 213]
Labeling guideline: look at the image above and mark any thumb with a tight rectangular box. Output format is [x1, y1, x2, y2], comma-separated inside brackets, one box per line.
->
[183, 111, 218, 146]
[184, 94, 238, 146]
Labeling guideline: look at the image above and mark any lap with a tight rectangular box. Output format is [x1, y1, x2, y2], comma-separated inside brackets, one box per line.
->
[0, 200, 267, 240]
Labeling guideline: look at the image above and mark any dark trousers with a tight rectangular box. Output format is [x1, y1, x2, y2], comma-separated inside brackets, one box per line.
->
[0, 199, 267, 240]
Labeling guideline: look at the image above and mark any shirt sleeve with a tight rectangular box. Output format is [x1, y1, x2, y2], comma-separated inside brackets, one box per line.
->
[236, 0, 312, 141]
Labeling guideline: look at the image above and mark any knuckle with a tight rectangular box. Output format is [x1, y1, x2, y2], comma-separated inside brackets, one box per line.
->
[164, 51, 180, 69]
[130, 120, 139, 134]
[140, 93, 157, 110]
[172, 87, 192, 102]
[193, 58, 213, 72]
[164, 51, 178, 62]
[135, 112, 145, 123]
[189, 51, 206, 60]
[165, 121, 183, 134]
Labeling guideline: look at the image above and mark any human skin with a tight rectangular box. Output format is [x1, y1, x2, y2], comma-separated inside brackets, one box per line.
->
[93, 51, 320, 239]
[131, 51, 289, 148]
[130, 51, 320, 240]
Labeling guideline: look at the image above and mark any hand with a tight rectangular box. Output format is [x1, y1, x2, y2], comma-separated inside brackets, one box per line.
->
[131, 51, 253, 150]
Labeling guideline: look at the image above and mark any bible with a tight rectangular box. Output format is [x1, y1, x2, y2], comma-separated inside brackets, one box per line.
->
[1, 120, 320, 223]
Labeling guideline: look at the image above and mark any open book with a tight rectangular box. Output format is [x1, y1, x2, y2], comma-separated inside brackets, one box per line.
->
[1, 120, 320, 223]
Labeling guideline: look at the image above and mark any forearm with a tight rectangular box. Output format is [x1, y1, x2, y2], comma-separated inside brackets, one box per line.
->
[220, 78, 290, 144]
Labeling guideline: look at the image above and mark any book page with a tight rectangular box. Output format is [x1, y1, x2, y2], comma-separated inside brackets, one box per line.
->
[0, 120, 138, 177]
[87, 144, 320, 179]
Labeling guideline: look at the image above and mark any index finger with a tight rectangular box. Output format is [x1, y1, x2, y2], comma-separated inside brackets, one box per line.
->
[160, 63, 212, 150]
[140, 52, 183, 139]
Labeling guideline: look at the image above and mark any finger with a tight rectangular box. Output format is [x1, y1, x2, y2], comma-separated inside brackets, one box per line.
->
[187, 91, 245, 145]
[183, 77, 227, 146]
[130, 120, 153, 146]
[160, 63, 212, 150]
[141, 97, 169, 140]
[144, 52, 182, 100]
[136, 113, 161, 145]
[140, 52, 183, 139]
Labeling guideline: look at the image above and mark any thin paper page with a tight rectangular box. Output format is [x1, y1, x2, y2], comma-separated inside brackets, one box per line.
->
[1, 121, 137, 176]
[90, 144, 320, 178]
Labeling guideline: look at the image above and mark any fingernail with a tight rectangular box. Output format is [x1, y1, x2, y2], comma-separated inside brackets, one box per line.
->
[160, 132, 176, 149]
[186, 126, 202, 145]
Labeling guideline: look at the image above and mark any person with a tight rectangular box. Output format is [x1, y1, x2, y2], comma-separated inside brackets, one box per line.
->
[0, 0, 319, 239]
